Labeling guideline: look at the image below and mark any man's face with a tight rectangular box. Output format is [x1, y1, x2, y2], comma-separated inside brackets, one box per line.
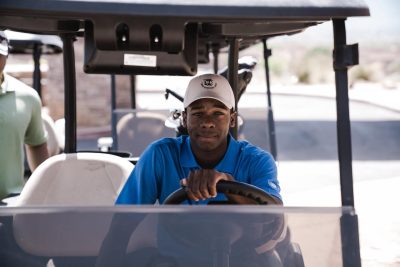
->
[0, 54, 6, 75]
[0, 34, 8, 75]
[183, 98, 236, 153]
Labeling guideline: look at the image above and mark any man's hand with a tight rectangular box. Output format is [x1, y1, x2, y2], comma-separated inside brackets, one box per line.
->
[181, 169, 233, 201]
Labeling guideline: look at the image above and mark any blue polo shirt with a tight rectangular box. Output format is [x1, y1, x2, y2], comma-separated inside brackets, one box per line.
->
[116, 135, 280, 204]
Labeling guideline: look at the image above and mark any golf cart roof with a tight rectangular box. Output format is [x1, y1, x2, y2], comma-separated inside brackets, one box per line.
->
[6, 30, 63, 55]
[0, 0, 370, 25]
[0, 0, 370, 75]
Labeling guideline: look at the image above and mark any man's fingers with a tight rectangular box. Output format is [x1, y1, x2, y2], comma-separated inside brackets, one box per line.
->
[187, 170, 203, 201]
[183, 175, 200, 201]
[202, 169, 217, 198]
[208, 180, 217, 198]
[185, 169, 233, 201]
[186, 189, 199, 202]
[199, 172, 212, 199]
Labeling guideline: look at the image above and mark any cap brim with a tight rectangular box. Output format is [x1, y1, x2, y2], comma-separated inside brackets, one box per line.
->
[185, 96, 233, 110]
[0, 44, 9, 56]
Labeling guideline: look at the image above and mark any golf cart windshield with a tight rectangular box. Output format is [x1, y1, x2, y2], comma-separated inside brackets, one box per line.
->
[6, 205, 354, 267]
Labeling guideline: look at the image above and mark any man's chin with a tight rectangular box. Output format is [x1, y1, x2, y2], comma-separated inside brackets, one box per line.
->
[198, 142, 217, 150]
[195, 140, 219, 151]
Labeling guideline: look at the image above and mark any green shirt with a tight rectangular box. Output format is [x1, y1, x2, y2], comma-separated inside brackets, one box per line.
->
[0, 73, 47, 199]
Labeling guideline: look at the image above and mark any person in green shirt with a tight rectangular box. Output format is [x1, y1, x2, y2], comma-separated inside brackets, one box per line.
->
[0, 31, 49, 203]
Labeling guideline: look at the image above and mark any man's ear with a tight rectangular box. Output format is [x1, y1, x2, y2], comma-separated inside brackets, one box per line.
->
[182, 110, 187, 128]
[230, 111, 237, 128]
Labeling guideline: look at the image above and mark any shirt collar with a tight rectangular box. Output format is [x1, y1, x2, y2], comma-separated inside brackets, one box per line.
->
[180, 136, 199, 169]
[215, 134, 240, 173]
[180, 134, 240, 173]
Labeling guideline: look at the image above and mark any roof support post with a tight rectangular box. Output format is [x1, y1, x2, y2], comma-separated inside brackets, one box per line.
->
[212, 44, 220, 74]
[333, 19, 357, 207]
[32, 43, 42, 97]
[228, 38, 239, 139]
[333, 19, 361, 267]
[61, 33, 77, 153]
[110, 74, 118, 150]
[263, 39, 277, 160]
[130, 75, 136, 109]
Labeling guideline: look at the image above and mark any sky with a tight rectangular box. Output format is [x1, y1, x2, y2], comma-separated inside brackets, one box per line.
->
[345, 0, 400, 43]
[271, 0, 400, 45]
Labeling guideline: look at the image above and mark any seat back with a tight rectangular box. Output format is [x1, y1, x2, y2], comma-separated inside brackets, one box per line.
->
[54, 118, 65, 151]
[16, 152, 133, 206]
[116, 111, 175, 157]
[41, 112, 62, 156]
[12, 152, 134, 256]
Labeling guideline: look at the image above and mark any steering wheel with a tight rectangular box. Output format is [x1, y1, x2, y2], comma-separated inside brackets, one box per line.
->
[96, 181, 284, 267]
[163, 180, 281, 205]
[159, 180, 285, 266]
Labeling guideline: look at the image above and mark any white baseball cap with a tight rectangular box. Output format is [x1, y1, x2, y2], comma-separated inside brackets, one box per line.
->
[0, 31, 9, 56]
[183, 73, 235, 110]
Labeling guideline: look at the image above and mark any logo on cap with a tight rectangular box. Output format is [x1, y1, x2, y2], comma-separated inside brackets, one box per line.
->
[201, 78, 217, 89]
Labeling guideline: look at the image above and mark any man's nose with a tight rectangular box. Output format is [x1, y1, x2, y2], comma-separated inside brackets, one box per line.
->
[200, 115, 215, 128]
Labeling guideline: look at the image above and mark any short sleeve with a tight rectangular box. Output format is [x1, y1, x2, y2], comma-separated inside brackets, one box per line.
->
[248, 149, 281, 200]
[24, 90, 47, 146]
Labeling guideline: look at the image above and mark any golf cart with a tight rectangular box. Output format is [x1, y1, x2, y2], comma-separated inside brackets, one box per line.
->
[0, 1, 369, 267]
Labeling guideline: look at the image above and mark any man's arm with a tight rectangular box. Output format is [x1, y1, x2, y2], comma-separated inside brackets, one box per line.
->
[25, 142, 49, 171]
[183, 169, 254, 204]
[183, 169, 282, 204]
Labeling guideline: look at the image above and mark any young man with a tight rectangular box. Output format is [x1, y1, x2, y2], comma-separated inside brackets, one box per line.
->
[116, 73, 281, 205]
[0, 31, 49, 202]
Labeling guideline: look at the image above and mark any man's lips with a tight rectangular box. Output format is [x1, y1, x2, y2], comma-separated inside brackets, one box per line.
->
[196, 132, 218, 139]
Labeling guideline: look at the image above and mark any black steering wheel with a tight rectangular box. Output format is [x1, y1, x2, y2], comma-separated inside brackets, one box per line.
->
[159, 180, 285, 267]
[163, 180, 281, 205]
[96, 181, 284, 267]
